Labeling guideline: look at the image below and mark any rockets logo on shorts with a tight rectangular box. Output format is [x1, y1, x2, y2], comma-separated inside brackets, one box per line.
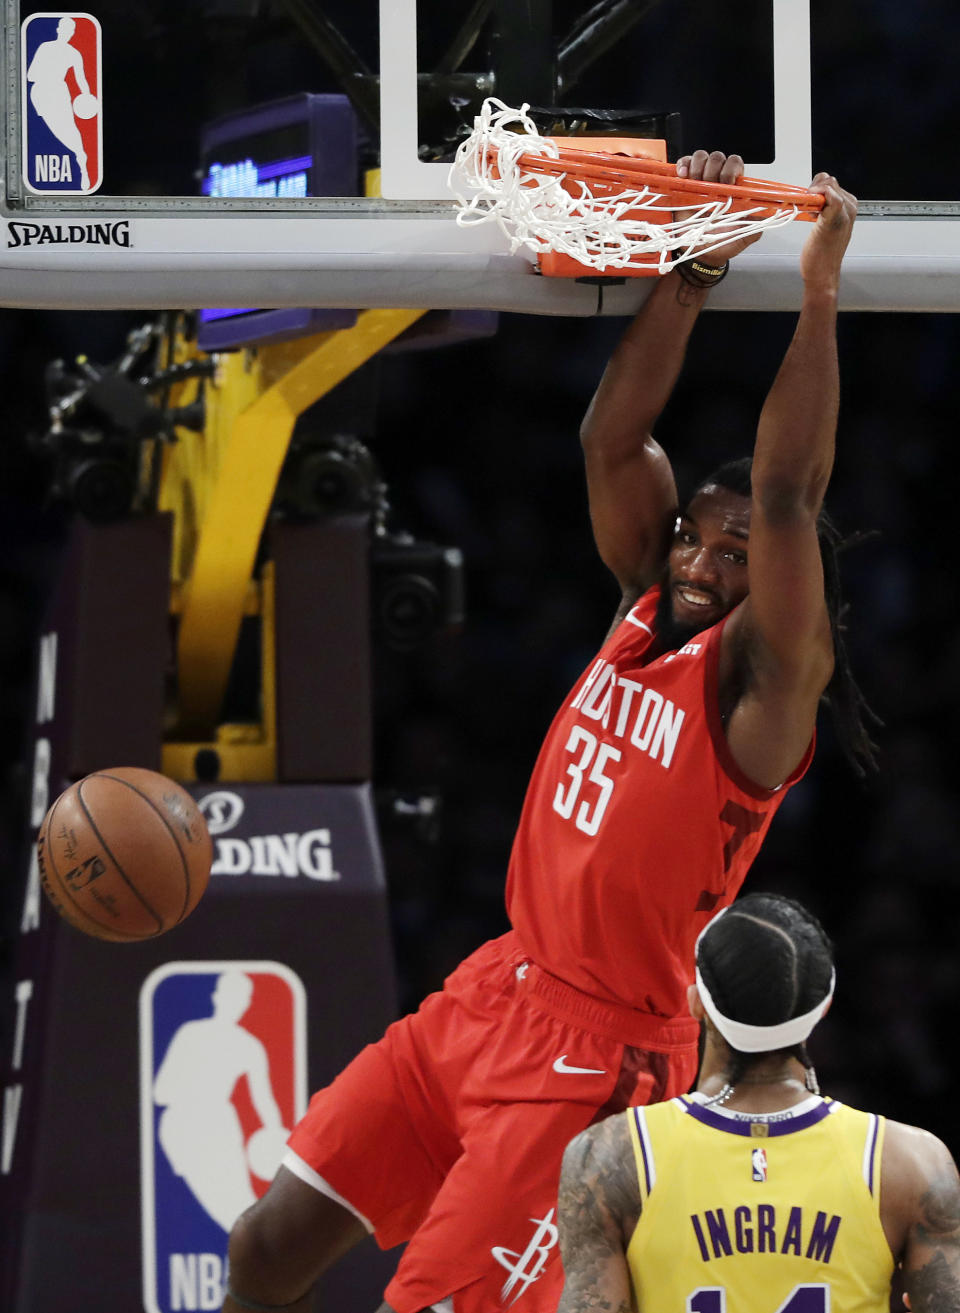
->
[492, 1209, 559, 1305]
[140, 961, 307, 1313]
[21, 13, 103, 194]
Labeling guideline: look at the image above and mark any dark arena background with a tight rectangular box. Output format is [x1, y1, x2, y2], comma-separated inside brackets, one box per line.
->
[2, 2, 960, 1310]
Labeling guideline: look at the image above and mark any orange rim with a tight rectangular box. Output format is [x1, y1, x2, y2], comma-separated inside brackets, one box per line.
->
[505, 146, 825, 214]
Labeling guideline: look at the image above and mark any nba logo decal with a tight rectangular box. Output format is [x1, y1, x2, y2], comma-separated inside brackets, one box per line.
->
[140, 962, 307, 1313]
[21, 12, 102, 194]
[751, 1146, 768, 1182]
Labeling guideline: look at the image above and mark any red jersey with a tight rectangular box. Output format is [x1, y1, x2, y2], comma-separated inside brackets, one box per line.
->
[506, 585, 813, 1018]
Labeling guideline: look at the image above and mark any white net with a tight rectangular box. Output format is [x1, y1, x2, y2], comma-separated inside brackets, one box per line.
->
[449, 100, 803, 273]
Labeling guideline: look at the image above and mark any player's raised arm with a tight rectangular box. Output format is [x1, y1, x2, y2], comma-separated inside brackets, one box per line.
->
[580, 151, 759, 598]
[882, 1122, 960, 1313]
[723, 175, 858, 787]
[556, 1118, 638, 1313]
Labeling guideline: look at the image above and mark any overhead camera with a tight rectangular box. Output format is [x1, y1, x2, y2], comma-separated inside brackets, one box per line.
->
[53, 439, 138, 526]
[275, 433, 465, 650]
[276, 432, 389, 522]
[372, 531, 465, 652]
[35, 322, 212, 523]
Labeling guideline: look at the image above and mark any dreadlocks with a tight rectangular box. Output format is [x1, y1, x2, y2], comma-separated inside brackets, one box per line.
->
[692, 456, 879, 778]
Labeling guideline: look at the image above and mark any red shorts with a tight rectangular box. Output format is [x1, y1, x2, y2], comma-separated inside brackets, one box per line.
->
[287, 931, 699, 1313]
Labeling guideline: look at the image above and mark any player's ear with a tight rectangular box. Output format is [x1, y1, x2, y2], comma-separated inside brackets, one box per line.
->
[687, 983, 705, 1020]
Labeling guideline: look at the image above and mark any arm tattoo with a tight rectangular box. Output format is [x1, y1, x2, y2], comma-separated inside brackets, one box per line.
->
[907, 1252, 960, 1313]
[916, 1168, 960, 1239]
[555, 1115, 640, 1313]
[905, 1164, 960, 1313]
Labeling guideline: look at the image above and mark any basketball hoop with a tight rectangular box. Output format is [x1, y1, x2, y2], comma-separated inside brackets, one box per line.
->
[449, 100, 825, 278]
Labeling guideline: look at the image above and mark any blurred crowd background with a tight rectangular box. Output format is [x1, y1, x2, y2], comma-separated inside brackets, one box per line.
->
[2, 0, 960, 1158]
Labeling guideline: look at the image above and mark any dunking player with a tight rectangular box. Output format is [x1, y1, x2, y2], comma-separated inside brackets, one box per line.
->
[223, 156, 872, 1313]
[555, 894, 960, 1313]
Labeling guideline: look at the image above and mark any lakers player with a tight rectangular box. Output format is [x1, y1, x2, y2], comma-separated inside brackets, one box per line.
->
[555, 894, 960, 1313]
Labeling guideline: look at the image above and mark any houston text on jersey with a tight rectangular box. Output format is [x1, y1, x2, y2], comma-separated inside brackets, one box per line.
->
[570, 658, 687, 770]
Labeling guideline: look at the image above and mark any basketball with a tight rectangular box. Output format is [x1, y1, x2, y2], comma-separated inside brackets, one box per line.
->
[37, 767, 213, 942]
[72, 92, 98, 119]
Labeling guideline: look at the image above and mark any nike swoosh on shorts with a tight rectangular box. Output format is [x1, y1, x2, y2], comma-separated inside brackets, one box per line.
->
[552, 1055, 607, 1075]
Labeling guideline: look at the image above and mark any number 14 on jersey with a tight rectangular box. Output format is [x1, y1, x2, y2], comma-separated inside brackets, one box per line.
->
[690, 1284, 829, 1313]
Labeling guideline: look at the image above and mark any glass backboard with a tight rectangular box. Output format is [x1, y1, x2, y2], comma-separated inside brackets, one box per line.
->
[1, 0, 959, 315]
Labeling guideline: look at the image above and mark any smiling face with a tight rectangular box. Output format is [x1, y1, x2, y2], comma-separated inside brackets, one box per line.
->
[655, 484, 752, 649]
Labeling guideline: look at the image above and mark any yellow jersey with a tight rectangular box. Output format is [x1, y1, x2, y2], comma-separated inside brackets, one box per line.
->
[626, 1094, 893, 1313]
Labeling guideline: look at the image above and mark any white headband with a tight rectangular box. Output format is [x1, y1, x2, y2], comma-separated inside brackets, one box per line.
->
[694, 907, 835, 1054]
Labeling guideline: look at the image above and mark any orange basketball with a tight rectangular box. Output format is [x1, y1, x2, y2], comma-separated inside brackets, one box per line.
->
[37, 767, 213, 942]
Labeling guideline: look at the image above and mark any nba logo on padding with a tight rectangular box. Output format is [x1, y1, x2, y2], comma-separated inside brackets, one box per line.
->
[21, 12, 102, 194]
[140, 962, 307, 1313]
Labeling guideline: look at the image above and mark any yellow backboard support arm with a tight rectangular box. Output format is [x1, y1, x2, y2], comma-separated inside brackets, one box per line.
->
[165, 307, 425, 738]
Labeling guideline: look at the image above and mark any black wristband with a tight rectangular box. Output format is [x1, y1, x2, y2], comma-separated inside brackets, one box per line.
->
[675, 258, 730, 289]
